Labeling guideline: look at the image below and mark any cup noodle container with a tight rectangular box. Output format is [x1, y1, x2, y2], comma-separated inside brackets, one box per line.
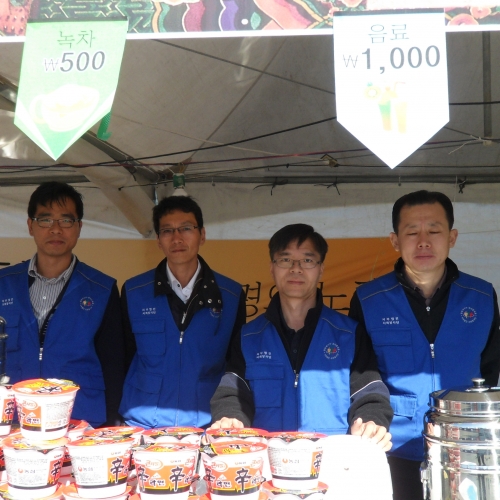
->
[261, 481, 329, 500]
[267, 432, 326, 490]
[0, 385, 15, 436]
[61, 483, 131, 500]
[0, 437, 8, 482]
[142, 427, 204, 446]
[133, 443, 199, 500]
[84, 426, 144, 446]
[62, 420, 89, 476]
[0, 480, 65, 500]
[200, 440, 266, 500]
[67, 436, 134, 498]
[2, 433, 67, 498]
[205, 429, 271, 483]
[13, 379, 79, 440]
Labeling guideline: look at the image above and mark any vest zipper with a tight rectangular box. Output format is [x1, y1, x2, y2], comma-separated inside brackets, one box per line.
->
[294, 371, 299, 388]
[430, 343, 435, 359]
[39, 347, 43, 361]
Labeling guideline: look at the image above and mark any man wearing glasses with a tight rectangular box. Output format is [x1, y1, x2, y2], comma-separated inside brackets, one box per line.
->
[119, 195, 246, 428]
[0, 181, 125, 427]
[210, 223, 392, 449]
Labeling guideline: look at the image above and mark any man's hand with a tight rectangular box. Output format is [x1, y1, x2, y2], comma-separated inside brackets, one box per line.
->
[208, 417, 245, 430]
[350, 418, 392, 452]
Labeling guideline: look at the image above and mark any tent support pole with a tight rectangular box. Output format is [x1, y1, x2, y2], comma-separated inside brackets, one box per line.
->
[482, 31, 492, 139]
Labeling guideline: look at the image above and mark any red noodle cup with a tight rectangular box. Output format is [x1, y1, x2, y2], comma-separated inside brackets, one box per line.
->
[84, 426, 144, 446]
[67, 436, 134, 498]
[0, 480, 65, 500]
[261, 480, 329, 500]
[200, 440, 266, 500]
[0, 437, 7, 482]
[206, 428, 269, 444]
[61, 483, 131, 500]
[0, 385, 15, 436]
[13, 379, 79, 440]
[133, 443, 199, 500]
[141, 427, 204, 445]
[62, 420, 89, 476]
[267, 432, 326, 490]
[3, 434, 67, 498]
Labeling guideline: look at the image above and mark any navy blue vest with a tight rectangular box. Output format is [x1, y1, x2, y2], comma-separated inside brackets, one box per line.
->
[0, 260, 115, 427]
[120, 269, 241, 429]
[242, 306, 355, 434]
[358, 271, 493, 460]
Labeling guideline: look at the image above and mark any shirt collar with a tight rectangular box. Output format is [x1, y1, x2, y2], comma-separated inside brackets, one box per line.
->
[28, 254, 76, 283]
[166, 260, 202, 303]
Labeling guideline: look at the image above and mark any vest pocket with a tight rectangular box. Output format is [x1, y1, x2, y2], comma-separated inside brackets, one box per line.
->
[390, 394, 417, 417]
[2, 311, 20, 351]
[245, 363, 283, 408]
[370, 328, 414, 373]
[131, 319, 166, 356]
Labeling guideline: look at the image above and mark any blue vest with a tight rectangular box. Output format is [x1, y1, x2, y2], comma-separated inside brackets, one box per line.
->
[120, 269, 241, 429]
[0, 260, 115, 427]
[242, 306, 355, 434]
[358, 271, 493, 460]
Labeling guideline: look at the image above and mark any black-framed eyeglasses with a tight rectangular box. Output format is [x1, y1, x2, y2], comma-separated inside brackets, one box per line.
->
[158, 225, 199, 237]
[31, 217, 80, 228]
[273, 258, 322, 269]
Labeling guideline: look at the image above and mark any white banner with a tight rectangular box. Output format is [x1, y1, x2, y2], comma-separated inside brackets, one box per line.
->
[334, 9, 449, 168]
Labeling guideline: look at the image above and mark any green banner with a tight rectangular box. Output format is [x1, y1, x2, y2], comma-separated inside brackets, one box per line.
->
[14, 19, 128, 160]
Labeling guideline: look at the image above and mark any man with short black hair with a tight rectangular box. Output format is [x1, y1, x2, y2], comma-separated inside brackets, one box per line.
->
[120, 195, 246, 428]
[0, 181, 125, 427]
[210, 223, 393, 449]
[349, 190, 500, 500]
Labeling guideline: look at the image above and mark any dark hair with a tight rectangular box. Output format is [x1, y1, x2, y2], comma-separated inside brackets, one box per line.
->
[28, 182, 84, 219]
[153, 195, 204, 235]
[392, 190, 454, 233]
[269, 224, 328, 262]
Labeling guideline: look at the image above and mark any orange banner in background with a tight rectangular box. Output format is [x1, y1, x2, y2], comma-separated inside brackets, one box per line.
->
[200, 237, 397, 318]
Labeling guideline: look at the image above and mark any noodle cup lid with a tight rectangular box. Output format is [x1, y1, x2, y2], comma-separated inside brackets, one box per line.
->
[206, 428, 269, 439]
[262, 481, 329, 497]
[12, 378, 79, 395]
[136, 442, 200, 453]
[3, 433, 68, 450]
[267, 432, 326, 443]
[67, 436, 134, 448]
[61, 483, 131, 500]
[67, 419, 89, 434]
[142, 426, 204, 439]
[83, 426, 143, 440]
[201, 440, 267, 458]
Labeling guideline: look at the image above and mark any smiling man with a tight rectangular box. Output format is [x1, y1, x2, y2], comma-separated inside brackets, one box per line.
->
[119, 195, 246, 428]
[210, 223, 393, 450]
[349, 190, 500, 500]
[0, 182, 125, 427]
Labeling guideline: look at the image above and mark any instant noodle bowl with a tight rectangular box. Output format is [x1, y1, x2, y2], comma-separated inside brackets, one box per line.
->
[0, 385, 15, 436]
[61, 483, 131, 500]
[0, 480, 65, 500]
[133, 443, 199, 500]
[205, 429, 270, 482]
[141, 427, 203, 445]
[62, 420, 89, 476]
[0, 436, 7, 482]
[84, 426, 144, 445]
[67, 436, 134, 498]
[13, 379, 79, 440]
[206, 428, 269, 444]
[3, 434, 67, 498]
[267, 432, 326, 490]
[261, 480, 329, 500]
[200, 440, 266, 500]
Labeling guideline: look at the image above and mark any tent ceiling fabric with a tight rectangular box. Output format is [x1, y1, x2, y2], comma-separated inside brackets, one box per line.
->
[0, 31, 500, 238]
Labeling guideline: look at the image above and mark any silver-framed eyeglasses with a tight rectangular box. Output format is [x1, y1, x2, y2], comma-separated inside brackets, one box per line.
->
[31, 217, 80, 228]
[273, 258, 321, 269]
[158, 225, 199, 237]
